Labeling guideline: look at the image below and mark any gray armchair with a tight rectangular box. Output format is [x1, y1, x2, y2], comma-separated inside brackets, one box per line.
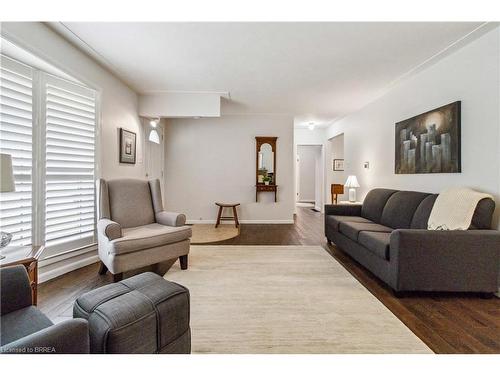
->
[0, 265, 89, 354]
[96, 178, 191, 281]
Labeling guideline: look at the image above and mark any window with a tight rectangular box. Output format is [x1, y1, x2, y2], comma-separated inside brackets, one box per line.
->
[0, 53, 98, 255]
[0, 56, 33, 246]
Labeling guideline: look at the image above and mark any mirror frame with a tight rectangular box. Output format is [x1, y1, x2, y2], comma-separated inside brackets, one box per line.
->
[255, 136, 277, 185]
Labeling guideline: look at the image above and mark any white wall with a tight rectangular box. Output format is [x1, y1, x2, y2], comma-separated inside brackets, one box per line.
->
[297, 145, 317, 202]
[1, 22, 146, 180]
[326, 27, 500, 229]
[163, 114, 295, 223]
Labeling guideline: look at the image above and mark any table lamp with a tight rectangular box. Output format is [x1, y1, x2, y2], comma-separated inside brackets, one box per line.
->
[344, 175, 360, 202]
[1, 153, 16, 258]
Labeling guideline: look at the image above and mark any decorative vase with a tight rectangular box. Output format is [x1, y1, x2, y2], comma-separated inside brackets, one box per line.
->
[0, 231, 12, 247]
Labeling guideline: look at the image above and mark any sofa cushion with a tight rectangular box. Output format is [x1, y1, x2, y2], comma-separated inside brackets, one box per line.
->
[109, 223, 192, 255]
[0, 306, 53, 346]
[339, 221, 393, 242]
[326, 215, 372, 232]
[410, 194, 438, 229]
[358, 231, 391, 261]
[361, 189, 398, 223]
[107, 179, 156, 228]
[410, 195, 495, 229]
[471, 198, 495, 229]
[380, 191, 430, 229]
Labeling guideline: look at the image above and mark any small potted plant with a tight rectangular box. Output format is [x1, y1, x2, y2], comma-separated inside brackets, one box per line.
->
[263, 176, 272, 185]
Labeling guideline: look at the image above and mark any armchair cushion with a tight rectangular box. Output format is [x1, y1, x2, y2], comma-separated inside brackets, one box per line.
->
[108, 223, 192, 256]
[97, 218, 122, 241]
[107, 179, 155, 228]
[0, 265, 32, 316]
[1, 306, 52, 346]
[156, 211, 186, 227]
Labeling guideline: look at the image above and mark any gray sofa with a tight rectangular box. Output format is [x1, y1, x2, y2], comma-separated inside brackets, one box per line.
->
[325, 188, 500, 296]
[0, 266, 89, 354]
[96, 178, 191, 281]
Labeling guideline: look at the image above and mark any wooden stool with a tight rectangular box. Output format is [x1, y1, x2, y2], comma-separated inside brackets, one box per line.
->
[215, 202, 240, 228]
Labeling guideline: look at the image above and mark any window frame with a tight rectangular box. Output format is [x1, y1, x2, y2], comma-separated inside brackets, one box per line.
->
[1, 37, 102, 258]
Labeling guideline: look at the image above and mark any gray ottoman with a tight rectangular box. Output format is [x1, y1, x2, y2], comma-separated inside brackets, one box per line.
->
[73, 272, 190, 354]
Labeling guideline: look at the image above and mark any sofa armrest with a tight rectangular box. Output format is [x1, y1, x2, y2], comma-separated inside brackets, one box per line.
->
[0, 265, 32, 316]
[324, 204, 362, 216]
[97, 218, 122, 241]
[156, 211, 186, 227]
[389, 229, 500, 292]
[1, 319, 89, 354]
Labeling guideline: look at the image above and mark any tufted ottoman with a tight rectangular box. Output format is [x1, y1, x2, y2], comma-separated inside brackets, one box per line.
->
[73, 272, 190, 354]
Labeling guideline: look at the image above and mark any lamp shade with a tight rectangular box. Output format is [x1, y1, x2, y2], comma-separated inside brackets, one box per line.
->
[344, 175, 360, 188]
[0, 153, 15, 193]
[148, 129, 160, 144]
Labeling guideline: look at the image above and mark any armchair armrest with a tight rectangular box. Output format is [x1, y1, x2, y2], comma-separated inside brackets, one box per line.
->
[1, 318, 89, 354]
[156, 211, 186, 227]
[97, 218, 122, 241]
[324, 204, 362, 216]
[0, 265, 32, 316]
[389, 229, 500, 292]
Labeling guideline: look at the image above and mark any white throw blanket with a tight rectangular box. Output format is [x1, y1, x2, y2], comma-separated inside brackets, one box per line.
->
[428, 187, 493, 230]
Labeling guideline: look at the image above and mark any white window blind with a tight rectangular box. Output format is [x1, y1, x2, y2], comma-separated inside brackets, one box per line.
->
[44, 75, 96, 252]
[0, 55, 33, 246]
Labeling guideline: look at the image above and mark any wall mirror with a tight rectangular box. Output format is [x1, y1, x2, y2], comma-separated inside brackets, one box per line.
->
[255, 137, 278, 202]
[258, 143, 274, 181]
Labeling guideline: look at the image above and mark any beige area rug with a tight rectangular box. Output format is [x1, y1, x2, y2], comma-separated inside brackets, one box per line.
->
[189, 224, 239, 244]
[166, 245, 432, 354]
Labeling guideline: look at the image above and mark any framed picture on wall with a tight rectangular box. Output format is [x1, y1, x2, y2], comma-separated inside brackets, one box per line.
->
[119, 128, 136, 164]
[333, 159, 344, 171]
[395, 101, 461, 174]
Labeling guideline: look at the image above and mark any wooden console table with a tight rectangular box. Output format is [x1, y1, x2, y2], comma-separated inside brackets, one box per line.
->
[0, 245, 45, 305]
[255, 184, 278, 202]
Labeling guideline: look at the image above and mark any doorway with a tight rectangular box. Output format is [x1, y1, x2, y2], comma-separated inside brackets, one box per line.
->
[326, 133, 345, 204]
[296, 144, 323, 211]
[144, 119, 165, 202]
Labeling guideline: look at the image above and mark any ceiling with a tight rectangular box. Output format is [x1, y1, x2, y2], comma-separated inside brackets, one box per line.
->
[51, 22, 487, 127]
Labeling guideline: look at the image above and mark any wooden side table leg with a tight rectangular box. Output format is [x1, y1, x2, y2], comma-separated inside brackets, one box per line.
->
[215, 206, 223, 228]
[233, 206, 239, 228]
[25, 260, 38, 305]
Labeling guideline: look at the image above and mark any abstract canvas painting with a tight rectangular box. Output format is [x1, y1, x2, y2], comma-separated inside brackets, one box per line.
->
[395, 101, 461, 174]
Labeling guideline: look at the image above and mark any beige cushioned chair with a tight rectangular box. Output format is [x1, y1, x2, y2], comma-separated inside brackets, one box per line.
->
[96, 178, 191, 281]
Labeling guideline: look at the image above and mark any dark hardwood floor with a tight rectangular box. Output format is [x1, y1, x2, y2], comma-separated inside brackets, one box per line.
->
[37, 206, 500, 353]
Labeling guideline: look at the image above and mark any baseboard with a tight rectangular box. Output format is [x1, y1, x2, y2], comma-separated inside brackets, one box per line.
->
[186, 219, 295, 224]
[39, 247, 99, 284]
